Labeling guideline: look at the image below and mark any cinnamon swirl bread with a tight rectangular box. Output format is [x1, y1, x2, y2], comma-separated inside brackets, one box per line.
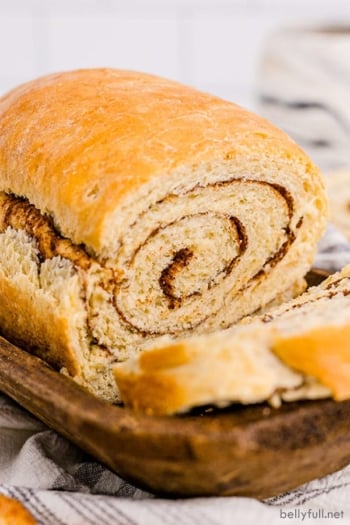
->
[114, 265, 350, 414]
[0, 68, 328, 402]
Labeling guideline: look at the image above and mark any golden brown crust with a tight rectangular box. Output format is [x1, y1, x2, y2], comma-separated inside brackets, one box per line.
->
[115, 344, 192, 414]
[272, 326, 350, 400]
[139, 343, 191, 371]
[116, 367, 188, 416]
[0, 68, 320, 255]
[0, 494, 36, 525]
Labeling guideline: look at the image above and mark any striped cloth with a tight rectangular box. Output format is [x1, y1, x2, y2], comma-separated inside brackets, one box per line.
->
[1, 224, 350, 525]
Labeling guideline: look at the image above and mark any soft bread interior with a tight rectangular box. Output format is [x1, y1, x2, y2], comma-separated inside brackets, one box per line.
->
[0, 158, 325, 403]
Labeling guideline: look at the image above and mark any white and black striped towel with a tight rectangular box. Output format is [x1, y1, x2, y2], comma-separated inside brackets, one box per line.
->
[1, 224, 350, 525]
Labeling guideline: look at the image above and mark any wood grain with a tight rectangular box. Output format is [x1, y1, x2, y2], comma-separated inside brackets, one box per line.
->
[0, 269, 350, 498]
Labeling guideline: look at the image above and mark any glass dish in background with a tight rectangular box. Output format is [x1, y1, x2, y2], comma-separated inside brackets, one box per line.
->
[256, 25, 350, 173]
[256, 25, 350, 240]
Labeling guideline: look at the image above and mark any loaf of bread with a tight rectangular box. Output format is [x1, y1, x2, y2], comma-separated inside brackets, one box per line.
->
[0, 494, 36, 525]
[114, 265, 350, 414]
[0, 68, 327, 402]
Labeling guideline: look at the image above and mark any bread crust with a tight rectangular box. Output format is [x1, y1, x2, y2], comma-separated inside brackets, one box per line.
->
[0, 494, 36, 525]
[273, 326, 350, 400]
[0, 68, 324, 256]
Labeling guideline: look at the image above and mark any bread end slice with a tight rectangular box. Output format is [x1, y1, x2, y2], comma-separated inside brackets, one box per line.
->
[114, 327, 307, 415]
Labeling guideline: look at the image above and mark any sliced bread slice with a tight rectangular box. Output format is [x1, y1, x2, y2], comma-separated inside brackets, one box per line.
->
[114, 265, 350, 414]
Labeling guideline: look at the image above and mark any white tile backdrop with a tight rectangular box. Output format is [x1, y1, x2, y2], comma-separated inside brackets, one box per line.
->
[0, 0, 349, 110]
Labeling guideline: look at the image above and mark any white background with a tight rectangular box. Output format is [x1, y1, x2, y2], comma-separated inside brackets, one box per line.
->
[0, 0, 349, 110]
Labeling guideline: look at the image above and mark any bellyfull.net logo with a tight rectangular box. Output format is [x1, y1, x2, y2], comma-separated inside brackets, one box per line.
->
[280, 508, 344, 521]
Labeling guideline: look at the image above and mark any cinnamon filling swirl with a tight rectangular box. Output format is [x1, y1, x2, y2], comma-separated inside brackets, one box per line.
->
[0, 177, 303, 347]
[112, 179, 300, 335]
[0, 193, 91, 270]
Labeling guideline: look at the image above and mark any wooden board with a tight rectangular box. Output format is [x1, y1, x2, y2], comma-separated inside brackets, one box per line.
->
[1, 269, 350, 499]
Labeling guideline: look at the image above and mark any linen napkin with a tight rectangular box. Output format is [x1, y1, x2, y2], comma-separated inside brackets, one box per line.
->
[1, 223, 350, 525]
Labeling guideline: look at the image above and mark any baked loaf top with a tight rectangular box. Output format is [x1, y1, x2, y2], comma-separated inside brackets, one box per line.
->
[0, 68, 326, 257]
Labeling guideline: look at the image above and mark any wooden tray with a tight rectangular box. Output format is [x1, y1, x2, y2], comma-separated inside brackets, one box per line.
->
[1, 269, 350, 499]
